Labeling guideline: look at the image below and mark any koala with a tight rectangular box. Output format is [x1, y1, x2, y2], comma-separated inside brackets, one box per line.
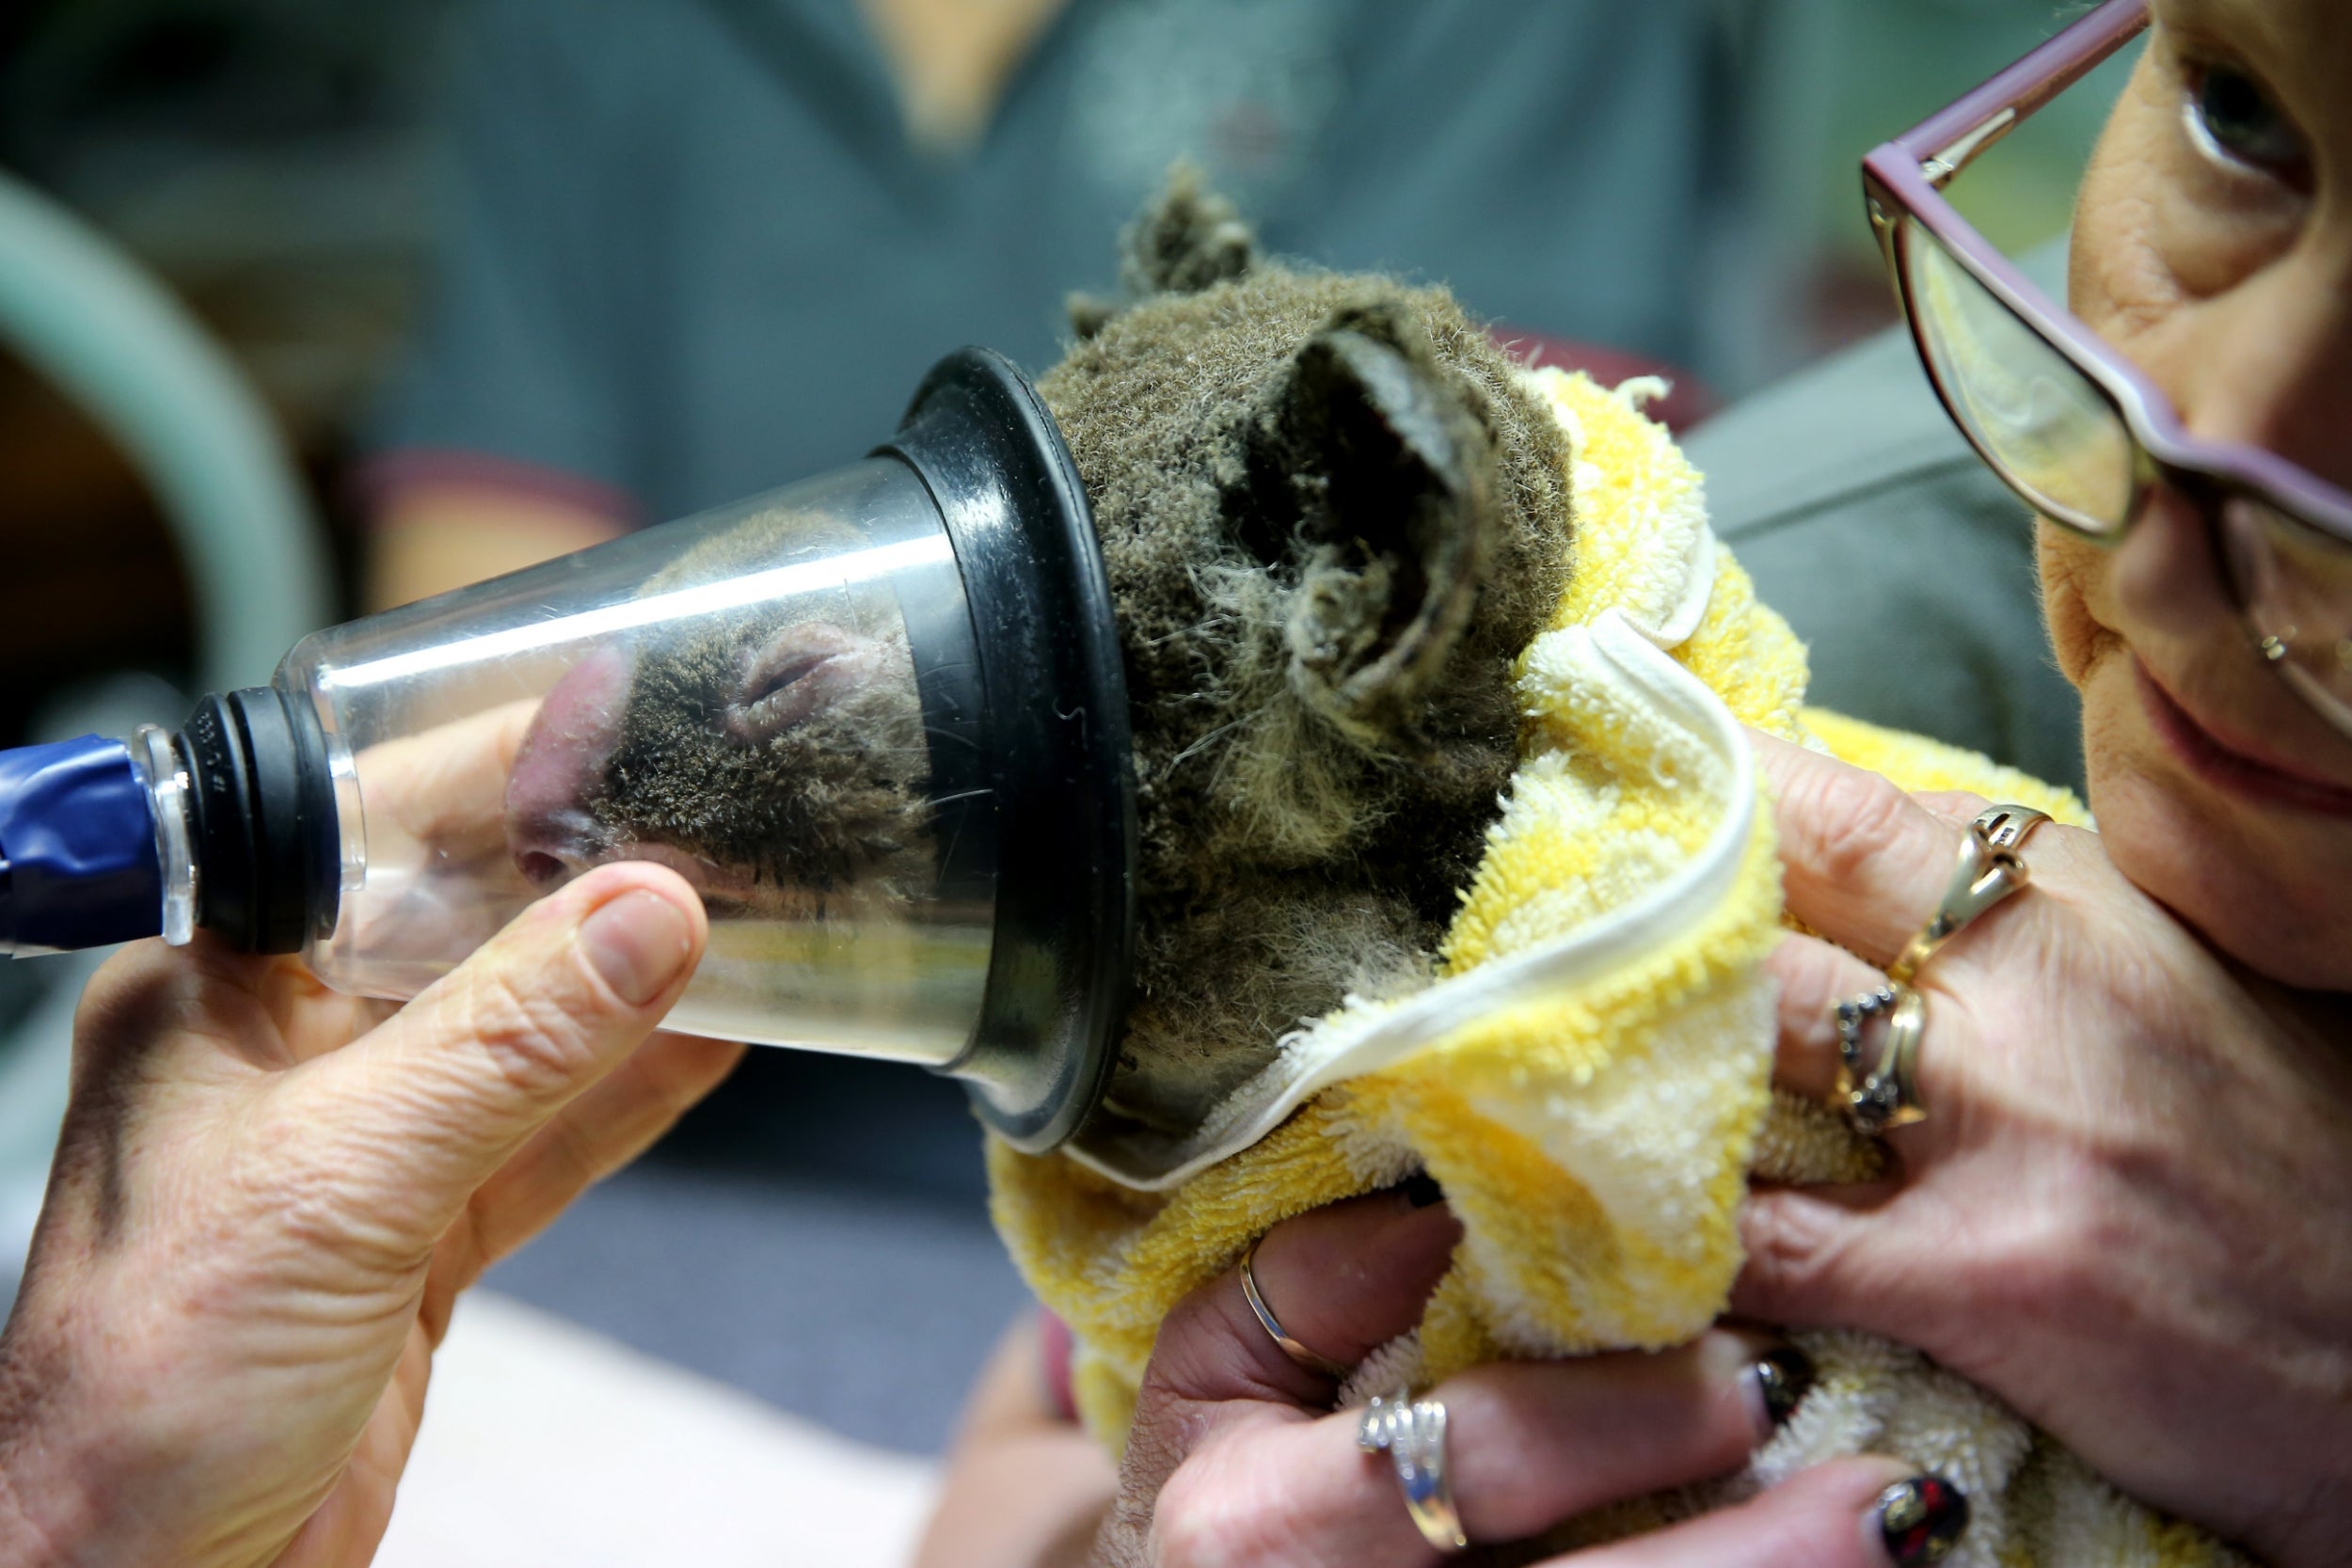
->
[504, 514, 937, 917]
[502, 171, 1571, 1157]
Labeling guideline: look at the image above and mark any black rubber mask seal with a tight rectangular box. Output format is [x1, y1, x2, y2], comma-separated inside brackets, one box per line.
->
[876, 347, 1136, 1153]
[179, 687, 342, 955]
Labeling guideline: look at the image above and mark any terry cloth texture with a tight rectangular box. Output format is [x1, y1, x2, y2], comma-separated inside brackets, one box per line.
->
[987, 371, 2240, 1566]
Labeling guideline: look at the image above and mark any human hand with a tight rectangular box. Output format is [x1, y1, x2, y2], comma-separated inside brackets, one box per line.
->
[1737, 731, 2352, 1568]
[914, 1314, 1117, 1568]
[0, 862, 739, 1568]
[333, 700, 553, 968]
[1097, 1187, 1964, 1566]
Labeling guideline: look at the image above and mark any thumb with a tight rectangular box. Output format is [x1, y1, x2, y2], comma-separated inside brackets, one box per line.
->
[289, 863, 707, 1260]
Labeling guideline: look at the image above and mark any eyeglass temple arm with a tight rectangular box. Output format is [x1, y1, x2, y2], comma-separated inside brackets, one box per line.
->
[1903, 0, 2153, 186]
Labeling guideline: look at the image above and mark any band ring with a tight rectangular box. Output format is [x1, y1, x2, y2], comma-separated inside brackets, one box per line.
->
[1835, 979, 1930, 1134]
[1884, 803, 2051, 984]
[1358, 1389, 1470, 1553]
[1971, 802, 2053, 854]
[1833, 807, 2047, 1134]
[1240, 1235, 1352, 1381]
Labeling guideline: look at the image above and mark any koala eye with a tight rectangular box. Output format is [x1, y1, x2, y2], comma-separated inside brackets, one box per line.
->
[2185, 59, 2312, 186]
[724, 621, 876, 744]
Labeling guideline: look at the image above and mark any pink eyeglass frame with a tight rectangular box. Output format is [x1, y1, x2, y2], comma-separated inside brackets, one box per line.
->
[1860, 0, 2352, 553]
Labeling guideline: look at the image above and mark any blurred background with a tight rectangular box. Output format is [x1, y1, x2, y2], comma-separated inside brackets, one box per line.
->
[0, 0, 2132, 1558]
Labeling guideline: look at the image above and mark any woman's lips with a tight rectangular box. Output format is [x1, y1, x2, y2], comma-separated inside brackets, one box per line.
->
[2134, 659, 2352, 816]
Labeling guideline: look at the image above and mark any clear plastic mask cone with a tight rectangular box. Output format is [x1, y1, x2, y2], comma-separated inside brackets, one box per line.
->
[0, 349, 1133, 1153]
[294, 455, 994, 1065]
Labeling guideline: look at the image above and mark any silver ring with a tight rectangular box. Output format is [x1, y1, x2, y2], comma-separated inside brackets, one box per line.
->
[1240, 1235, 1351, 1381]
[1357, 1389, 1469, 1553]
[1835, 979, 1928, 1134]
[1972, 802, 2052, 854]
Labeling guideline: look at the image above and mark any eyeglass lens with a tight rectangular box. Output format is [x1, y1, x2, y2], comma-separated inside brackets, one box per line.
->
[2220, 496, 2352, 722]
[1901, 212, 2352, 737]
[1901, 221, 2136, 537]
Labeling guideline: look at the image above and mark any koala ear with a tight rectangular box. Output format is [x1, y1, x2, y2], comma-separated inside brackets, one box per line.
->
[1257, 303, 1498, 748]
[1065, 292, 1120, 340]
[1118, 161, 1256, 298]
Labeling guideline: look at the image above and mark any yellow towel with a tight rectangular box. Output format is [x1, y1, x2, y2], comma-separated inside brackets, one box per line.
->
[987, 370, 2237, 1567]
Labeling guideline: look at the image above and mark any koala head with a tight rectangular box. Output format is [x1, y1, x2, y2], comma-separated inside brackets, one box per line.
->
[503, 509, 937, 920]
[1044, 173, 1570, 1155]
[501, 171, 1572, 1156]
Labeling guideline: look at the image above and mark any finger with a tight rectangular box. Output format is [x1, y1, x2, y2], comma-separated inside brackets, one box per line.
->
[285, 863, 707, 1262]
[1438, 1336, 1798, 1544]
[1730, 1183, 1918, 1337]
[1765, 929, 1985, 1172]
[1149, 1332, 1808, 1567]
[1555, 1458, 1959, 1568]
[1766, 932, 1891, 1101]
[253, 958, 401, 1065]
[1908, 790, 1993, 832]
[1748, 730, 1964, 964]
[1148, 1184, 1462, 1411]
[1115, 1186, 1461, 1518]
[422, 1031, 745, 1330]
[471, 1031, 744, 1255]
[361, 699, 541, 853]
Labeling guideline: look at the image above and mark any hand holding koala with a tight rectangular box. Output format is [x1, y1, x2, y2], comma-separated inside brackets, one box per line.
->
[967, 178, 2272, 1568]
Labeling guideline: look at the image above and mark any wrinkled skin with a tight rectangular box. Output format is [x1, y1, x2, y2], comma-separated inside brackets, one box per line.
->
[503, 175, 1571, 1154]
[1732, 7, 2352, 1562]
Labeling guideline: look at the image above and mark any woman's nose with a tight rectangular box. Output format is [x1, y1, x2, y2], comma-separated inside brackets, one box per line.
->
[2169, 245, 2352, 493]
[2106, 481, 2236, 637]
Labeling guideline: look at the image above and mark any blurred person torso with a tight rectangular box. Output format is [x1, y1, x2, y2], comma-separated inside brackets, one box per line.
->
[373, 0, 1740, 527]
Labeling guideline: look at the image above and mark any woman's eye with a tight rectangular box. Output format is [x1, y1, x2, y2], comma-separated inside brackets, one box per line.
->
[2186, 62, 2311, 180]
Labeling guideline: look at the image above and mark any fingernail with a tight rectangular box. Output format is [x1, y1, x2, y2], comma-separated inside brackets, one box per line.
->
[1398, 1171, 1445, 1209]
[579, 890, 695, 1006]
[1748, 1342, 1815, 1431]
[1875, 1474, 1969, 1566]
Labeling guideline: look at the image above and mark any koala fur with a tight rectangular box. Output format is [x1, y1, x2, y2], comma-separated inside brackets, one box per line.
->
[1039, 173, 1569, 1154]
[503, 169, 1570, 1161]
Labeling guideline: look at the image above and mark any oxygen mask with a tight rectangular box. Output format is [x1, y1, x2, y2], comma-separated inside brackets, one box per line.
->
[0, 350, 1134, 1151]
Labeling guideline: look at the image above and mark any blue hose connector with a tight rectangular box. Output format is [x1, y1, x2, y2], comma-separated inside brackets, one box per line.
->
[0, 691, 340, 959]
[0, 735, 163, 954]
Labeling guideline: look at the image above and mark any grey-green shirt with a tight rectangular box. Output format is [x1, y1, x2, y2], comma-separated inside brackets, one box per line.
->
[377, 0, 1743, 522]
[1686, 312, 2087, 795]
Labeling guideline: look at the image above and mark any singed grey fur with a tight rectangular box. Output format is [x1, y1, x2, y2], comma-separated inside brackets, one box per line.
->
[1040, 174, 1569, 1157]
[592, 513, 937, 905]
[567, 172, 1571, 1158]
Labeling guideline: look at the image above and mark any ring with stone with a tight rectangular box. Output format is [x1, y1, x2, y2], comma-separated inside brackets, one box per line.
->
[1357, 1388, 1470, 1553]
[1835, 978, 1930, 1134]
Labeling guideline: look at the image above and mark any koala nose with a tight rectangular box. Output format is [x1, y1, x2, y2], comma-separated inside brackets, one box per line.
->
[504, 642, 634, 886]
[508, 813, 608, 888]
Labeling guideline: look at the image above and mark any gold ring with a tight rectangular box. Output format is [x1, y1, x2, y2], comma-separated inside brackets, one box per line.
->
[1972, 802, 2053, 854]
[1240, 1235, 1351, 1380]
[1835, 980, 1930, 1133]
[1884, 803, 2051, 984]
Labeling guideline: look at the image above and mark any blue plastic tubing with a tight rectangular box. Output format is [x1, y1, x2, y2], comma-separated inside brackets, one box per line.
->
[0, 736, 161, 953]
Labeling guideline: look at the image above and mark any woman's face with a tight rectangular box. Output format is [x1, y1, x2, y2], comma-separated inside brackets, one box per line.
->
[2051, 0, 2352, 989]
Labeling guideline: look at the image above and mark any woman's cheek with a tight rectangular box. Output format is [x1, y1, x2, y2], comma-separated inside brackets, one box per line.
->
[2037, 524, 2116, 688]
[2070, 60, 2186, 342]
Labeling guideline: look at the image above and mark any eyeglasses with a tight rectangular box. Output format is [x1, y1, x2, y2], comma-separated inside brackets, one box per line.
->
[1863, 0, 2352, 740]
